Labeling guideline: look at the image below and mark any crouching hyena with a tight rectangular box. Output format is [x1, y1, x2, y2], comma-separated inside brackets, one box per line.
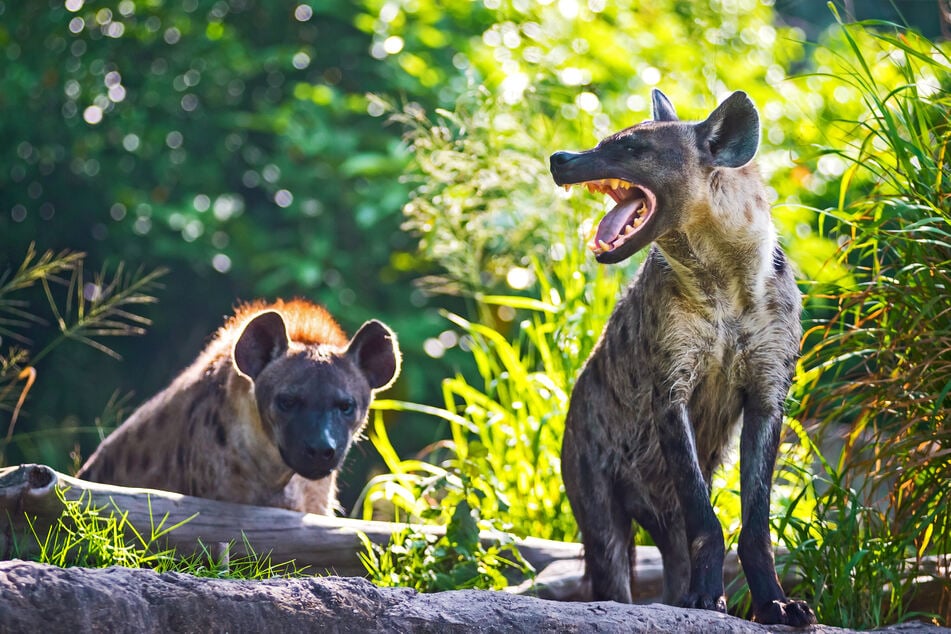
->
[78, 298, 400, 515]
[549, 90, 816, 625]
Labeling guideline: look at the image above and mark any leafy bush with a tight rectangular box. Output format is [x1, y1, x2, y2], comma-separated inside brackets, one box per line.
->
[0, 1, 443, 479]
[359, 6, 949, 618]
[358, 479, 533, 592]
[0, 0, 857, 510]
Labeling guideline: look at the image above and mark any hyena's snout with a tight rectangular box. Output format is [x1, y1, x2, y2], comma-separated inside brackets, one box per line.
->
[550, 145, 661, 264]
[292, 414, 353, 478]
[270, 399, 356, 480]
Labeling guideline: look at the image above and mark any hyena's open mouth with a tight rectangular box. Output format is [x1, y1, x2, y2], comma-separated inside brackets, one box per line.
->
[563, 179, 657, 256]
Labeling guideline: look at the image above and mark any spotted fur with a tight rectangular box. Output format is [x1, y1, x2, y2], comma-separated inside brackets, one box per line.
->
[550, 90, 815, 626]
[78, 298, 400, 515]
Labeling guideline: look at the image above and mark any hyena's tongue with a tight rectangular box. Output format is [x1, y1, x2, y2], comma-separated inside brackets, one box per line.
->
[595, 196, 647, 246]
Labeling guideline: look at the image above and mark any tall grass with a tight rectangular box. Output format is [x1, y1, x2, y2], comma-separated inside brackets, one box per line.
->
[16, 487, 304, 579]
[789, 14, 951, 626]
[361, 242, 623, 542]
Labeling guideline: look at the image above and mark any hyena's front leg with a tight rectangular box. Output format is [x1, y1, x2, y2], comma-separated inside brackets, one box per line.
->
[738, 397, 817, 625]
[657, 402, 727, 611]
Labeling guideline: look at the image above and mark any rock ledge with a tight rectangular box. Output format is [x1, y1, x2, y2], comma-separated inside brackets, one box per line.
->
[0, 560, 946, 633]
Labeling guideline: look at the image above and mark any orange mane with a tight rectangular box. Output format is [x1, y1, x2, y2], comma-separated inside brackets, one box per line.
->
[224, 298, 348, 346]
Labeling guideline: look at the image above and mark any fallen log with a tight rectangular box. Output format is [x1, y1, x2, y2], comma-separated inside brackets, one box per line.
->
[0, 463, 579, 581]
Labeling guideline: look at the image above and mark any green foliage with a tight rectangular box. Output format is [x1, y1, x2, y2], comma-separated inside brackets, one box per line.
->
[0, 245, 164, 466]
[789, 15, 951, 627]
[388, 0, 848, 298]
[359, 0, 821, 560]
[0, 0, 888, 510]
[358, 479, 533, 592]
[2, 1, 412, 304]
[391, 89, 592, 298]
[19, 486, 304, 580]
[359, 4, 949, 614]
[5, 0, 949, 617]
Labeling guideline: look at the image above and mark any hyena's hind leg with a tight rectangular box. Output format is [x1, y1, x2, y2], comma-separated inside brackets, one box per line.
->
[634, 509, 690, 605]
[563, 446, 634, 601]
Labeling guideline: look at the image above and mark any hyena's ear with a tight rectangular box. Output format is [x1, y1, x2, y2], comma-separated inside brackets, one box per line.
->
[346, 320, 401, 391]
[695, 90, 760, 168]
[233, 311, 290, 380]
[651, 89, 678, 122]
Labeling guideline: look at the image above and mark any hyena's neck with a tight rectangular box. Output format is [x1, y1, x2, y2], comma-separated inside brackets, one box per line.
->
[655, 167, 777, 311]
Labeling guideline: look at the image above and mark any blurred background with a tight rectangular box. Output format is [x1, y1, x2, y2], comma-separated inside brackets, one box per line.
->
[0, 0, 946, 510]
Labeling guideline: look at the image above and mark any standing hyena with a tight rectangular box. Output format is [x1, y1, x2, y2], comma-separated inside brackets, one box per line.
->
[78, 298, 400, 515]
[549, 90, 815, 625]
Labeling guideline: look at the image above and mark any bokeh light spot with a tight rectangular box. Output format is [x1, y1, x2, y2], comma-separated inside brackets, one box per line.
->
[274, 189, 293, 208]
[292, 51, 311, 70]
[294, 4, 313, 21]
[212, 253, 232, 273]
[122, 134, 140, 151]
[83, 105, 103, 124]
[423, 338, 445, 358]
[382, 36, 404, 55]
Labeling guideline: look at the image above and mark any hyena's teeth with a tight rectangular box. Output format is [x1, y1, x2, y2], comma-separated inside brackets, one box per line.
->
[598, 239, 612, 252]
[564, 184, 571, 192]
[623, 224, 636, 237]
[632, 216, 645, 228]
[588, 241, 601, 253]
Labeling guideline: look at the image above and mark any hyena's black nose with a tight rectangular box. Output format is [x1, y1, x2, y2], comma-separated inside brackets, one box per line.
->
[306, 434, 338, 463]
[314, 445, 335, 461]
[550, 151, 578, 168]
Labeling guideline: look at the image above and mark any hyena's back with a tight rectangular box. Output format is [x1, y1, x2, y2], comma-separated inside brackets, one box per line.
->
[79, 362, 271, 499]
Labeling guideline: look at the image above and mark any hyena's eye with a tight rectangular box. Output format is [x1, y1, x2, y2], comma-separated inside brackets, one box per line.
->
[338, 398, 356, 416]
[625, 139, 651, 154]
[275, 394, 300, 412]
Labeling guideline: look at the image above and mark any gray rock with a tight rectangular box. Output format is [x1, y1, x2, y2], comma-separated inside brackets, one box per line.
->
[0, 560, 946, 633]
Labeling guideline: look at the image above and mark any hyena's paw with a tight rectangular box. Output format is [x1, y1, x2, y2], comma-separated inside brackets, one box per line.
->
[752, 599, 817, 626]
[680, 592, 727, 613]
